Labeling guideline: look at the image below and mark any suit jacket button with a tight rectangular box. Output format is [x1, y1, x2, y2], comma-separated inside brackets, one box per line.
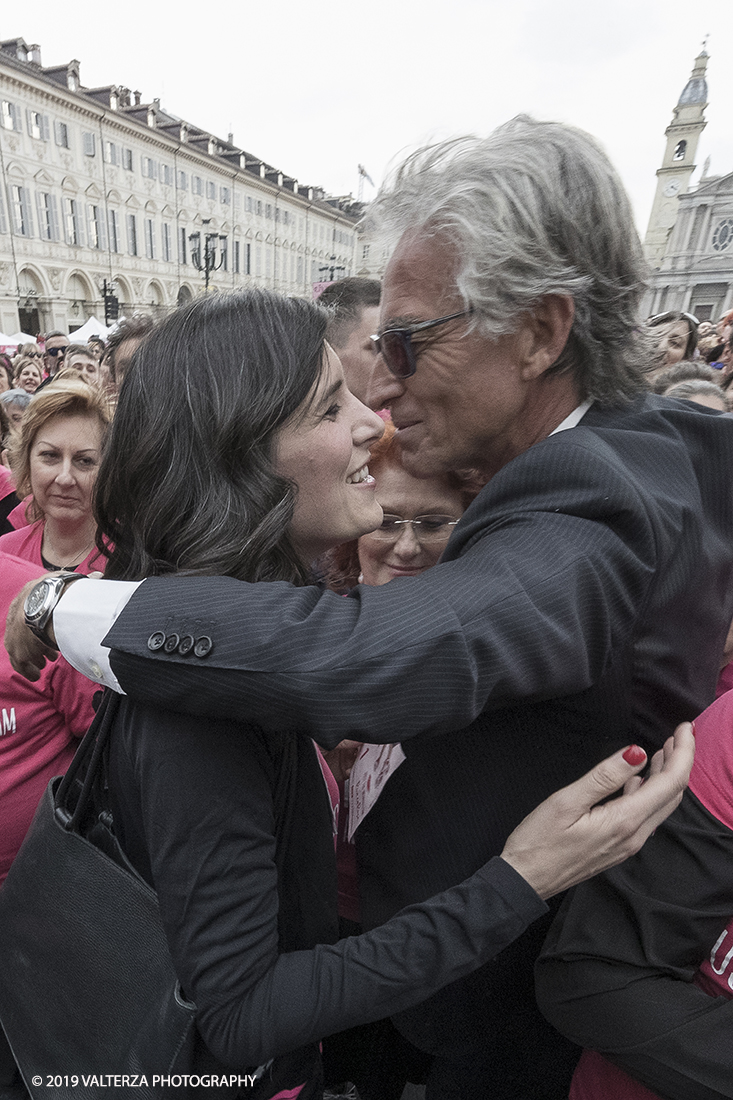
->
[178, 634, 195, 656]
[147, 631, 166, 651]
[193, 635, 213, 658]
[164, 632, 180, 654]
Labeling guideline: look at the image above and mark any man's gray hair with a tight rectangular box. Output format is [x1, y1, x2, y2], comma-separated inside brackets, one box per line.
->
[373, 116, 651, 405]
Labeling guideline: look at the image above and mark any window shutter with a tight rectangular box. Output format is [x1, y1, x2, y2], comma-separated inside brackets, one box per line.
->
[41, 114, 50, 141]
[127, 212, 137, 255]
[63, 198, 72, 244]
[0, 189, 7, 234]
[35, 191, 46, 238]
[49, 194, 60, 241]
[83, 132, 95, 156]
[20, 188, 34, 236]
[26, 108, 34, 136]
[97, 206, 107, 251]
[10, 103, 21, 130]
[74, 200, 85, 246]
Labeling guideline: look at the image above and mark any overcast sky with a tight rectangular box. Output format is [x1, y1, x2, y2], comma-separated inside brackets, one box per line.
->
[8, 0, 733, 234]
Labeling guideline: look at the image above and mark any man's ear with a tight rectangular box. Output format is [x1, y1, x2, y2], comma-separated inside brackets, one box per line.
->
[518, 295, 575, 381]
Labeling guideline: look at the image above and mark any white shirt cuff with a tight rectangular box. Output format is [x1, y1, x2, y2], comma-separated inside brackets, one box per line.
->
[54, 578, 143, 692]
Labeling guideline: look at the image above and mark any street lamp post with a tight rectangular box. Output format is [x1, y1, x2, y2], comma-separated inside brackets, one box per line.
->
[189, 220, 227, 292]
[319, 255, 346, 283]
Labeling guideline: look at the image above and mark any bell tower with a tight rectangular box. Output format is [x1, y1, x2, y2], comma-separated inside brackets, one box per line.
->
[644, 46, 708, 268]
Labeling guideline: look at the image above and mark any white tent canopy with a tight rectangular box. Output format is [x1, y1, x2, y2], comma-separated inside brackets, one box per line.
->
[7, 332, 36, 345]
[69, 316, 111, 342]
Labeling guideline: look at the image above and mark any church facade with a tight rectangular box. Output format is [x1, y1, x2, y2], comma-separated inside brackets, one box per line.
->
[643, 48, 733, 321]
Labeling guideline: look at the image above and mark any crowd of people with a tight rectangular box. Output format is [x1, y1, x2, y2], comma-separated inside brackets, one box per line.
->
[0, 115, 733, 1100]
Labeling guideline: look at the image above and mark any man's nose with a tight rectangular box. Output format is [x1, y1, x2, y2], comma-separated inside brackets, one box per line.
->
[366, 355, 405, 411]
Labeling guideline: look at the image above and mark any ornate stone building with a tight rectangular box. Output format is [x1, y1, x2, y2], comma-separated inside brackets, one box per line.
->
[643, 48, 733, 321]
[0, 36, 361, 335]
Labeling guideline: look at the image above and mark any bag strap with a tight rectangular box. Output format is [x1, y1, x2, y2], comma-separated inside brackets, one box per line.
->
[55, 690, 120, 831]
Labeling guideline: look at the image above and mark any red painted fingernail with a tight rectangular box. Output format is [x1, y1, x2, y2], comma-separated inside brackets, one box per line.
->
[622, 745, 647, 766]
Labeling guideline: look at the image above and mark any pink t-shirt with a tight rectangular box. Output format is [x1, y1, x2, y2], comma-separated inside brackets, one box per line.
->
[0, 464, 15, 502]
[570, 691, 733, 1100]
[0, 519, 107, 574]
[0, 551, 98, 883]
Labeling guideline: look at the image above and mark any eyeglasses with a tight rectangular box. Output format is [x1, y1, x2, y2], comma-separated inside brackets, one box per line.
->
[370, 308, 473, 379]
[25, 352, 42, 358]
[46, 347, 67, 358]
[369, 514, 459, 544]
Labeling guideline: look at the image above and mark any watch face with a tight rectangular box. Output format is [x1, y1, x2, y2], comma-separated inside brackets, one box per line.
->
[25, 580, 51, 618]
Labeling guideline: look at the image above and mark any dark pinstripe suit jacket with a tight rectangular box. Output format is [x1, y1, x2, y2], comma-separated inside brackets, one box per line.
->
[105, 394, 733, 1074]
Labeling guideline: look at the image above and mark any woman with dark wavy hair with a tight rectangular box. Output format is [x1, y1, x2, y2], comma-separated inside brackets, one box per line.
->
[72, 289, 690, 1099]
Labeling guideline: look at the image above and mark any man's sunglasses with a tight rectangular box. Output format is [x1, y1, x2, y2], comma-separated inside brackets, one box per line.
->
[370, 308, 473, 379]
[46, 347, 67, 357]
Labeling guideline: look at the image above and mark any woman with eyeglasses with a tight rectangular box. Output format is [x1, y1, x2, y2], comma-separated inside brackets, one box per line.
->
[326, 422, 474, 591]
[3, 289, 693, 1098]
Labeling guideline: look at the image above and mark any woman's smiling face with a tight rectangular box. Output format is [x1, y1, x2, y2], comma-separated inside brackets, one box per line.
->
[275, 346, 385, 564]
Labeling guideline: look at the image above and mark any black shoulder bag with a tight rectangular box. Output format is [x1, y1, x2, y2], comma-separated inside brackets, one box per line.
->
[0, 690, 199, 1099]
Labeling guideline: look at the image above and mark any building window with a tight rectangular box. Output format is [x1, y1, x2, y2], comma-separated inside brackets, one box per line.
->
[88, 205, 106, 250]
[161, 164, 173, 186]
[82, 132, 96, 157]
[362, 244, 370, 261]
[206, 180, 216, 201]
[53, 120, 69, 147]
[233, 240, 240, 273]
[26, 110, 49, 140]
[192, 175, 203, 196]
[220, 186, 230, 205]
[108, 209, 120, 252]
[255, 200, 262, 216]
[712, 219, 733, 253]
[11, 186, 33, 236]
[178, 226, 187, 264]
[64, 197, 83, 245]
[35, 192, 59, 240]
[246, 196, 253, 213]
[127, 212, 138, 256]
[265, 204, 272, 219]
[1, 100, 20, 130]
[142, 156, 158, 180]
[177, 170, 188, 190]
[673, 140, 687, 161]
[145, 217, 155, 259]
[122, 147, 133, 172]
[245, 243, 251, 275]
[162, 222, 172, 261]
[104, 141, 118, 165]
[220, 236, 228, 271]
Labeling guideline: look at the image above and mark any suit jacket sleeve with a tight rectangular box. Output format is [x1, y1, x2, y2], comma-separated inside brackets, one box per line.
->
[105, 432, 666, 747]
[535, 692, 733, 1100]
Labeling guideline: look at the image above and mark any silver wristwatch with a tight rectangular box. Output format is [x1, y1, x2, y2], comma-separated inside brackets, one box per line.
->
[24, 572, 86, 648]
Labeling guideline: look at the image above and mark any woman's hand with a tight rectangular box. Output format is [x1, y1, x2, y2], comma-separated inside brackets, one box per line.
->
[4, 579, 58, 681]
[500, 724, 695, 900]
